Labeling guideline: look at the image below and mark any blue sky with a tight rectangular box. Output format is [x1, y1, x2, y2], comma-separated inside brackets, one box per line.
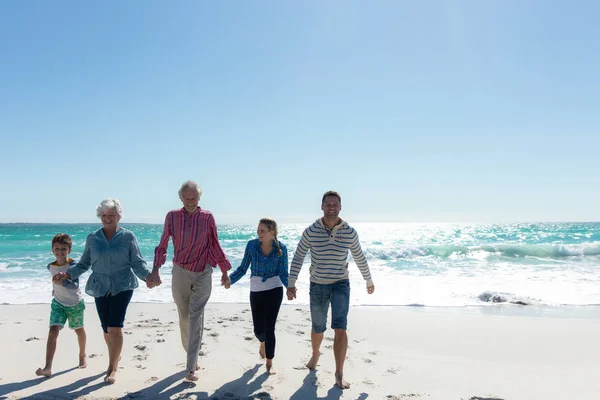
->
[1, 1, 599, 224]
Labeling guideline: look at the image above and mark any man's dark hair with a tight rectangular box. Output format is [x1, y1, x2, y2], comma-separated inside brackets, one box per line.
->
[321, 190, 341, 204]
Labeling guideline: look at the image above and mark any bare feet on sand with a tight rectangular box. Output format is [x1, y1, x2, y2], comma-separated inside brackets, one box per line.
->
[186, 371, 199, 381]
[35, 367, 51, 377]
[306, 353, 320, 370]
[265, 359, 276, 375]
[259, 342, 266, 359]
[104, 369, 116, 384]
[335, 373, 350, 389]
[79, 355, 87, 369]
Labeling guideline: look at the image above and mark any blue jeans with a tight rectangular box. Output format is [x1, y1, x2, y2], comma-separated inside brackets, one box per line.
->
[309, 280, 350, 333]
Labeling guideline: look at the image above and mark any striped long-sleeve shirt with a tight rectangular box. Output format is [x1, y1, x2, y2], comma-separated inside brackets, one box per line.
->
[153, 207, 232, 273]
[289, 218, 373, 288]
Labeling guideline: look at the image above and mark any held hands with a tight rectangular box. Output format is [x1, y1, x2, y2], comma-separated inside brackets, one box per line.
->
[146, 270, 162, 289]
[52, 272, 69, 283]
[221, 273, 231, 289]
[286, 287, 297, 300]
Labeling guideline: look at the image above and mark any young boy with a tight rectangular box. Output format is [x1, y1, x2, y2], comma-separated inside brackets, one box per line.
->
[35, 233, 87, 377]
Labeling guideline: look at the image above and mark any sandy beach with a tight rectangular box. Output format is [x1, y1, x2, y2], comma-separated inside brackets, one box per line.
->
[1, 303, 599, 400]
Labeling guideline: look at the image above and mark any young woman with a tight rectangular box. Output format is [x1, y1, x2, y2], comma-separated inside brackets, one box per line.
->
[225, 218, 288, 374]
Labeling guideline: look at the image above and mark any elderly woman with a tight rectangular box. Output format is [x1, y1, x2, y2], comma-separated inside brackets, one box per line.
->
[53, 198, 159, 384]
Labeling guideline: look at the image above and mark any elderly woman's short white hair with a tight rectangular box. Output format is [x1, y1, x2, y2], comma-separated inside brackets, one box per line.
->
[178, 180, 203, 200]
[96, 198, 123, 220]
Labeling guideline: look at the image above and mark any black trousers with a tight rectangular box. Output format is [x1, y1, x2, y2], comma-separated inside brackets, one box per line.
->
[250, 286, 283, 360]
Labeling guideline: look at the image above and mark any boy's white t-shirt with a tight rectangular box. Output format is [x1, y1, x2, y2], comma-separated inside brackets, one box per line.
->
[49, 259, 83, 307]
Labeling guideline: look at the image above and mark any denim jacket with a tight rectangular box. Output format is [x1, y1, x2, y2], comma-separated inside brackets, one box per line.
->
[67, 227, 150, 297]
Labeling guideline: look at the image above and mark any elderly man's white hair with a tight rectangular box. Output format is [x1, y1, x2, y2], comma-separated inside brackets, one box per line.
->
[96, 198, 123, 221]
[178, 180, 203, 200]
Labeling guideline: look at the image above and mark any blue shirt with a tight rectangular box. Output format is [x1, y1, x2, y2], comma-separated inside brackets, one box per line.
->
[229, 239, 289, 288]
[67, 227, 151, 297]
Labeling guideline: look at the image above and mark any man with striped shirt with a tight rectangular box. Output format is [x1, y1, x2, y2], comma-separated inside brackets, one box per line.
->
[149, 180, 231, 382]
[287, 190, 375, 389]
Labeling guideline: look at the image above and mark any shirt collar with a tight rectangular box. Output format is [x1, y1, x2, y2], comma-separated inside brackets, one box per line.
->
[181, 206, 202, 215]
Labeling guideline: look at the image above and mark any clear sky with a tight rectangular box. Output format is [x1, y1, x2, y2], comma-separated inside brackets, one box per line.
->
[1, 1, 599, 224]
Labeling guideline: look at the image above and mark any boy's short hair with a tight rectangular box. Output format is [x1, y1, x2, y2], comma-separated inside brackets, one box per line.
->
[52, 233, 73, 250]
[321, 190, 342, 204]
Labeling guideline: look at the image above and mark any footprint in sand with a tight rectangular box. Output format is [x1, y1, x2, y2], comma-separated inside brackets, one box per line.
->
[296, 331, 305, 335]
[244, 336, 253, 341]
[26, 337, 41, 341]
[89, 354, 100, 358]
[146, 376, 159, 383]
[135, 365, 147, 370]
[124, 331, 132, 335]
[134, 345, 147, 351]
[209, 332, 219, 337]
[363, 358, 373, 364]
[387, 366, 408, 374]
[134, 355, 147, 361]
[369, 351, 379, 356]
[157, 339, 165, 343]
[362, 379, 375, 386]
[198, 350, 207, 356]
[325, 345, 332, 349]
[468, 397, 505, 400]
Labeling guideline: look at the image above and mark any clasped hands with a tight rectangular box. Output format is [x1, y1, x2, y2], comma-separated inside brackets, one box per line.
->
[221, 273, 231, 289]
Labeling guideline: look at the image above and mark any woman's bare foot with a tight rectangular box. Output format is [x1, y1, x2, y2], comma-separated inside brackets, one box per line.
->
[265, 359, 276, 375]
[104, 369, 116, 384]
[79, 355, 87, 369]
[335, 373, 350, 389]
[35, 367, 52, 377]
[185, 371, 198, 381]
[259, 342, 266, 359]
[306, 353, 320, 370]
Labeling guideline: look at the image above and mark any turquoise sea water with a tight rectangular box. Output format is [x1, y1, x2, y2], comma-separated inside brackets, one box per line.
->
[1, 222, 599, 306]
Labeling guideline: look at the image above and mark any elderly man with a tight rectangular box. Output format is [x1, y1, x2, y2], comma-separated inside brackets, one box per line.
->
[149, 180, 231, 381]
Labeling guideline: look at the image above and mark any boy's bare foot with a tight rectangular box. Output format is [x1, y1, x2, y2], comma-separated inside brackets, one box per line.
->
[265, 359, 276, 375]
[335, 373, 350, 389]
[104, 369, 116, 384]
[185, 370, 198, 381]
[79, 356, 87, 369]
[259, 342, 266, 359]
[306, 353, 320, 370]
[35, 367, 51, 377]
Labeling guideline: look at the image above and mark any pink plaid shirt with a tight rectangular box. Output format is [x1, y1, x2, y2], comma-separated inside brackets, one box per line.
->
[154, 207, 231, 273]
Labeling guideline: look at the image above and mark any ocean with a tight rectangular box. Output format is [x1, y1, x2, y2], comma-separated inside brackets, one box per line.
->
[1, 222, 599, 307]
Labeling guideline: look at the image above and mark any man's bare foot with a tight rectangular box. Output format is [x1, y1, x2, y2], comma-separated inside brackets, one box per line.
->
[265, 359, 276, 375]
[185, 371, 198, 381]
[259, 342, 266, 359]
[335, 373, 350, 389]
[306, 353, 320, 370]
[79, 356, 87, 369]
[104, 369, 116, 384]
[35, 367, 51, 377]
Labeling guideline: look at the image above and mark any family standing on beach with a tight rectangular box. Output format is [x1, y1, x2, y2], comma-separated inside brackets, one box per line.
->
[36, 180, 375, 389]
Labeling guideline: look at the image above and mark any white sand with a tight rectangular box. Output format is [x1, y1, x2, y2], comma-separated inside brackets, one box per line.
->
[1, 303, 599, 400]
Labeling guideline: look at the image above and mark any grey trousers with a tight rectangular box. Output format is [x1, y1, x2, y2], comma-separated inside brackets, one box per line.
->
[171, 263, 213, 372]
